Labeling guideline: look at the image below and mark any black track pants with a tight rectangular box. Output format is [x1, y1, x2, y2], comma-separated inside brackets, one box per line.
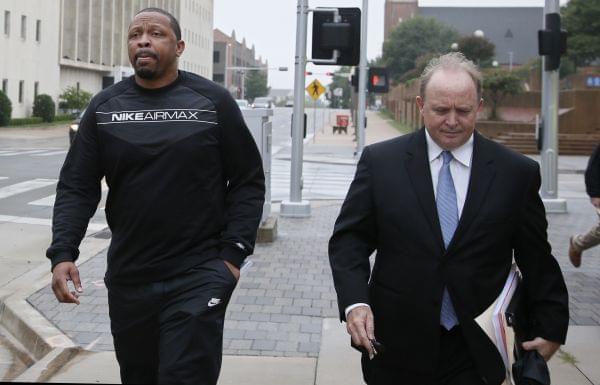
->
[107, 258, 237, 385]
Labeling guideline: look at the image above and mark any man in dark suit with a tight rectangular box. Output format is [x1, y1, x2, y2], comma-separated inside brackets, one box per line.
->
[328, 52, 569, 385]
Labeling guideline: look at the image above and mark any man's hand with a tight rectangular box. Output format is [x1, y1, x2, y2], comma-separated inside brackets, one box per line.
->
[591, 197, 600, 209]
[223, 260, 240, 281]
[522, 337, 561, 361]
[51, 261, 83, 305]
[346, 305, 375, 357]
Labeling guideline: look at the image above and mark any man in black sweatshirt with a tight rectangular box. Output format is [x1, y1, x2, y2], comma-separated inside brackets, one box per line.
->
[47, 8, 265, 385]
[569, 144, 600, 267]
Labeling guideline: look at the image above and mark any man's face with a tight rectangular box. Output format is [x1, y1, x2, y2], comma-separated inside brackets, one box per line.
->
[127, 12, 183, 80]
[416, 69, 483, 150]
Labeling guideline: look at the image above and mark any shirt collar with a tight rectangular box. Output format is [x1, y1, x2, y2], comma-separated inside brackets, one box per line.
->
[425, 129, 474, 168]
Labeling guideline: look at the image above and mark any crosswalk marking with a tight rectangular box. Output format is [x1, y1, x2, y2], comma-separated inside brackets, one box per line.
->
[0, 149, 49, 156]
[0, 178, 57, 199]
[0, 214, 106, 231]
[0, 148, 67, 157]
[0, 177, 7, 180]
[29, 194, 56, 206]
[32, 150, 68, 157]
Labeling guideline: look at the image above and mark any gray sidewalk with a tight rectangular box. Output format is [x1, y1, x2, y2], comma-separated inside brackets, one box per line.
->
[1, 111, 599, 384]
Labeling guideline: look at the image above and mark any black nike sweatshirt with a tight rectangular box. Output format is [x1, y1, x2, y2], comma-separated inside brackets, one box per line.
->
[47, 71, 265, 285]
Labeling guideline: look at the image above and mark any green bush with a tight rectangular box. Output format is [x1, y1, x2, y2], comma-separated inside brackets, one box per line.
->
[9, 117, 43, 126]
[59, 86, 92, 110]
[0, 90, 12, 126]
[32, 94, 56, 122]
[55, 114, 73, 122]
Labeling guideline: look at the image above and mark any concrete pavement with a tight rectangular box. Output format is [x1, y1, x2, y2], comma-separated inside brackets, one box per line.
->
[1, 111, 599, 384]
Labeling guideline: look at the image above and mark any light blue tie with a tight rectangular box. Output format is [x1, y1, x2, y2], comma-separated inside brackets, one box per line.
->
[437, 151, 459, 330]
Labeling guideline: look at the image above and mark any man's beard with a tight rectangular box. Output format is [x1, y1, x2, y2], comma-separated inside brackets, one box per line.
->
[135, 66, 157, 79]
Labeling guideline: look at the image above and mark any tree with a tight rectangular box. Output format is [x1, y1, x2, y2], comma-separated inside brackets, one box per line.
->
[59, 86, 93, 111]
[483, 69, 523, 120]
[328, 67, 352, 109]
[456, 35, 495, 67]
[382, 16, 460, 82]
[245, 70, 269, 102]
[33, 94, 56, 122]
[562, 0, 600, 67]
[0, 90, 11, 126]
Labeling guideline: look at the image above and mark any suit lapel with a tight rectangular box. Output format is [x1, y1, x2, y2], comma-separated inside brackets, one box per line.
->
[447, 131, 496, 252]
[404, 128, 445, 251]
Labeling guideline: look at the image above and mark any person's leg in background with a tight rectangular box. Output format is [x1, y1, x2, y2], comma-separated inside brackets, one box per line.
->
[570, 207, 600, 267]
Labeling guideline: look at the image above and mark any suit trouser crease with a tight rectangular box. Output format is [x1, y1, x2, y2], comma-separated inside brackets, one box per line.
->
[107, 258, 237, 385]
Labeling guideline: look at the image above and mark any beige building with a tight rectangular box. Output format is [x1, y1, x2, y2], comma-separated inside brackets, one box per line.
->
[1, 0, 213, 119]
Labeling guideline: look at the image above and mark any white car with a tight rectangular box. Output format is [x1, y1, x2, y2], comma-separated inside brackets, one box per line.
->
[235, 99, 250, 109]
[252, 97, 273, 109]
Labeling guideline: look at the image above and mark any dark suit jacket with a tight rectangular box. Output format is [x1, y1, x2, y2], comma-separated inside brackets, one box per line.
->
[328, 128, 569, 384]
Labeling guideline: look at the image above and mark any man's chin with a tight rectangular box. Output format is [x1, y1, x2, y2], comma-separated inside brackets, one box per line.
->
[135, 67, 157, 80]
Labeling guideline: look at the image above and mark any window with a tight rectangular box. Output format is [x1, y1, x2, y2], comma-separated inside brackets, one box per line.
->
[213, 51, 220, 63]
[35, 19, 41, 42]
[3, 11, 9, 36]
[20, 15, 26, 39]
[34, 81, 39, 98]
[18, 80, 24, 103]
[2, 79, 7, 94]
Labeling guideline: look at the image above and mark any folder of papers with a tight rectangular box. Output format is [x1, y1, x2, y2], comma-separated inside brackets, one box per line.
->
[474, 264, 520, 385]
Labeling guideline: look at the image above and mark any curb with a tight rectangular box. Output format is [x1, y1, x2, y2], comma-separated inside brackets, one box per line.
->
[0, 235, 109, 380]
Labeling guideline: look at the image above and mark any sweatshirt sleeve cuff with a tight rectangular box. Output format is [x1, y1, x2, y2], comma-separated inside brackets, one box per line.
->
[219, 244, 247, 268]
[50, 253, 76, 272]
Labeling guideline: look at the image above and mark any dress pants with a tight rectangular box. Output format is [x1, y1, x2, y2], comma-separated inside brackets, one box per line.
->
[106, 258, 237, 385]
[361, 326, 486, 385]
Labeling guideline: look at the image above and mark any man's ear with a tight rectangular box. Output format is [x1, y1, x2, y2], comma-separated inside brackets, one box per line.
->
[477, 97, 484, 113]
[176, 40, 185, 57]
[416, 96, 424, 113]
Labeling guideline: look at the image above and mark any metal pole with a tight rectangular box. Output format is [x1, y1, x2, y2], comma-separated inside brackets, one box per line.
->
[313, 98, 317, 143]
[540, 0, 566, 213]
[280, 0, 311, 217]
[355, 0, 369, 156]
[240, 70, 245, 100]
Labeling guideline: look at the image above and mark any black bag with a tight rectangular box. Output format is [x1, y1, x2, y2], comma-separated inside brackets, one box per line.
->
[505, 274, 551, 385]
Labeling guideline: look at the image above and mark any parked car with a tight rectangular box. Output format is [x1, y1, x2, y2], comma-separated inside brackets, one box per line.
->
[285, 99, 294, 107]
[235, 99, 250, 109]
[252, 97, 273, 109]
[68, 108, 86, 145]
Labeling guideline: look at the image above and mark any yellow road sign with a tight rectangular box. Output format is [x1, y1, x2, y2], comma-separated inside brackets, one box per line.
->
[306, 79, 326, 100]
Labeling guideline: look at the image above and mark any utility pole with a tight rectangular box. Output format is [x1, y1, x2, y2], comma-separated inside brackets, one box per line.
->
[539, 0, 567, 213]
[355, 0, 368, 156]
[280, 0, 311, 217]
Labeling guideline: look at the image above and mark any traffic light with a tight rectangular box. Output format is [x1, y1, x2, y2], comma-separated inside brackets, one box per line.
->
[311, 8, 361, 66]
[538, 13, 567, 71]
[368, 67, 389, 93]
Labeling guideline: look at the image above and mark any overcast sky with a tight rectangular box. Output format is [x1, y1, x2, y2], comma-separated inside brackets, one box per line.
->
[213, 0, 570, 90]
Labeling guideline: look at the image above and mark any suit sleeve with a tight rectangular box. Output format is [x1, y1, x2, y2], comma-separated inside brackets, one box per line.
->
[46, 106, 103, 270]
[329, 147, 377, 321]
[513, 162, 569, 344]
[216, 93, 266, 268]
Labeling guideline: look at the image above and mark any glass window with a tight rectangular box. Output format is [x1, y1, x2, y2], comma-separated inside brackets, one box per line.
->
[3, 11, 9, 36]
[2, 79, 7, 94]
[35, 19, 41, 42]
[19, 80, 24, 103]
[34, 81, 39, 98]
[213, 51, 220, 63]
[20, 15, 26, 39]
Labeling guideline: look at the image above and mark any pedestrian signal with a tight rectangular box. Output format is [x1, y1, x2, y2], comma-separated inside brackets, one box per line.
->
[311, 8, 361, 66]
[368, 67, 389, 93]
[538, 13, 567, 71]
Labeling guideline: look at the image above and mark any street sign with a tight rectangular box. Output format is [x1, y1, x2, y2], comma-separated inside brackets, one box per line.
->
[306, 79, 326, 100]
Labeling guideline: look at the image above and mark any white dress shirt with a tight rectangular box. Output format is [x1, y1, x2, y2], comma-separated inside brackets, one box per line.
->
[344, 130, 474, 319]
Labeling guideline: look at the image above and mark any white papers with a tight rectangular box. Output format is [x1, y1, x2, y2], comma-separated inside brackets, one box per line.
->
[474, 264, 520, 385]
